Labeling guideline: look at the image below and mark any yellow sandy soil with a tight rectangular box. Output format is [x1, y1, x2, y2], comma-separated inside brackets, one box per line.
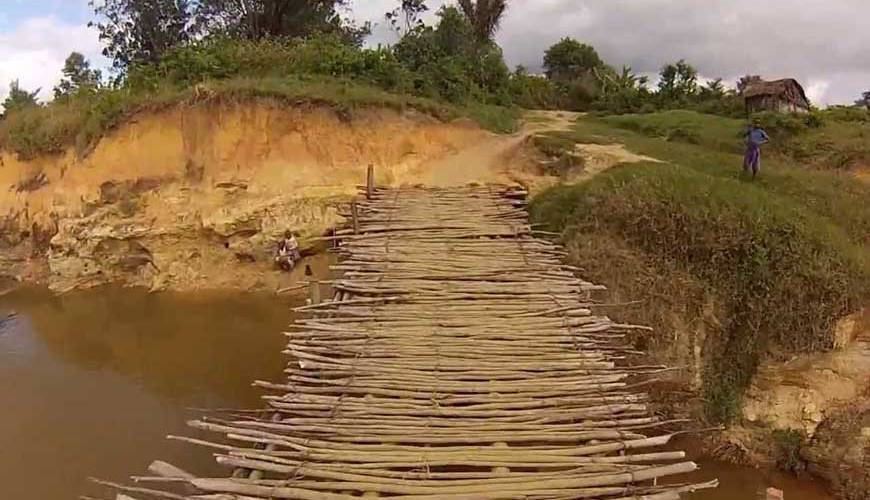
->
[0, 104, 655, 292]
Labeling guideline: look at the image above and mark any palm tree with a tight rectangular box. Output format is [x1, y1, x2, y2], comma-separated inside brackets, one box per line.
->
[596, 66, 646, 96]
[457, 0, 507, 42]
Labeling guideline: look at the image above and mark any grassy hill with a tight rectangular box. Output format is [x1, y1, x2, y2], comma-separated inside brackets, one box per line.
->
[530, 110, 870, 422]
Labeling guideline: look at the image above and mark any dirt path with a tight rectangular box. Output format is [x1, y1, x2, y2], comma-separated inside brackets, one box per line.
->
[572, 143, 661, 181]
[413, 110, 657, 187]
[413, 110, 582, 187]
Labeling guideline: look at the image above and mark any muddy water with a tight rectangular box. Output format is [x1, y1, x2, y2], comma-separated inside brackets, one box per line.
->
[0, 288, 834, 500]
[0, 286, 299, 500]
[673, 437, 834, 500]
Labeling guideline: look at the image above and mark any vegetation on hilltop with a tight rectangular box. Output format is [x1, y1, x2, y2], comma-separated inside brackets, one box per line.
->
[0, 1, 521, 157]
[4, 0, 843, 159]
[530, 110, 870, 423]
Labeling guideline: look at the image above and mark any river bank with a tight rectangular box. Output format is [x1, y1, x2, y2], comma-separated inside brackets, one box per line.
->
[0, 273, 839, 500]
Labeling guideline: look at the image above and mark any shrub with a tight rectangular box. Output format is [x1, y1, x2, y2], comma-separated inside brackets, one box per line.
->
[508, 72, 562, 110]
[772, 429, 807, 474]
[752, 110, 824, 141]
[822, 106, 870, 123]
[0, 30, 523, 157]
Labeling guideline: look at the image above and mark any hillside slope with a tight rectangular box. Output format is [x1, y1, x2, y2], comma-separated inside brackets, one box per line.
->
[529, 110, 870, 499]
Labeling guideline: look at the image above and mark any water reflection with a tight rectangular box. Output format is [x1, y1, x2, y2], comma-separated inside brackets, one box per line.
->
[0, 287, 298, 500]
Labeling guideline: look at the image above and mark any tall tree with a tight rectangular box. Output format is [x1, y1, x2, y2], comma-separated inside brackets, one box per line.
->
[89, 0, 191, 71]
[658, 59, 698, 99]
[433, 5, 476, 56]
[856, 90, 870, 109]
[2, 80, 40, 115]
[457, 0, 507, 42]
[193, 0, 369, 45]
[386, 0, 429, 36]
[543, 38, 603, 84]
[53, 52, 103, 99]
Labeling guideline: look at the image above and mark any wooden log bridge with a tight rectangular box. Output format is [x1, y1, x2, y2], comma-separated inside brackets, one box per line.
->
[94, 185, 718, 500]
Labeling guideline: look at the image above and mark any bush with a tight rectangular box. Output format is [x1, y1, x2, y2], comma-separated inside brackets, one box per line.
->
[772, 429, 807, 474]
[392, 9, 511, 106]
[0, 30, 523, 158]
[822, 106, 870, 123]
[507, 72, 562, 109]
[752, 110, 825, 141]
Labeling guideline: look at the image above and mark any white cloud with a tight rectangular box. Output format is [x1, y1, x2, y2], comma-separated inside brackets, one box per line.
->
[0, 16, 104, 105]
[805, 80, 832, 106]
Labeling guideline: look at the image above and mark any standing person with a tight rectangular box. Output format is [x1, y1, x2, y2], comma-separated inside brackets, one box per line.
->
[743, 119, 770, 180]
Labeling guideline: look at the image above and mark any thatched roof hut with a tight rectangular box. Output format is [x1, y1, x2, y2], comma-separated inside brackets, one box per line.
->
[743, 79, 811, 113]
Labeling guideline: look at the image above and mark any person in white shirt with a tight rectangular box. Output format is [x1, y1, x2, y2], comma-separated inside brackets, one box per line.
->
[275, 231, 301, 271]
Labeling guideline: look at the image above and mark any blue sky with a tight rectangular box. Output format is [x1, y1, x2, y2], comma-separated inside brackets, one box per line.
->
[1, 1, 868, 106]
[0, 0, 92, 27]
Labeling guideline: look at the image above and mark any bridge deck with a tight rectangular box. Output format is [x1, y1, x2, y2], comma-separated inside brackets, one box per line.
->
[99, 186, 716, 500]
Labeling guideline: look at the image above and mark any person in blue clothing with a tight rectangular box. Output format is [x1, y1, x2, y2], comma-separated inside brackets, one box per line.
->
[743, 119, 770, 180]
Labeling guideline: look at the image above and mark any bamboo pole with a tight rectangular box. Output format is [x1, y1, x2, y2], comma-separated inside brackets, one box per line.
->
[93, 184, 714, 500]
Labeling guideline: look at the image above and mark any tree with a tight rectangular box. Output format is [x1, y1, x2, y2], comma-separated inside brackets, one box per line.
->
[598, 65, 648, 94]
[457, 0, 507, 42]
[856, 90, 870, 109]
[53, 52, 103, 99]
[89, 0, 191, 71]
[193, 0, 369, 45]
[386, 0, 429, 36]
[699, 77, 726, 100]
[2, 80, 40, 115]
[392, 6, 509, 104]
[433, 5, 477, 56]
[543, 38, 603, 84]
[658, 59, 698, 99]
[737, 74, 763, 95]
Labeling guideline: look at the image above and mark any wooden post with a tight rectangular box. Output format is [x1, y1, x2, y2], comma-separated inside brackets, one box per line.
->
[366, 165, 375, 200]
[351, 200, 360, 234]
[309, 280, 322, 306]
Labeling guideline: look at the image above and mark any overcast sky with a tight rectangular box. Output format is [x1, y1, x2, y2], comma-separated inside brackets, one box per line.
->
[1, 0, 868, 106]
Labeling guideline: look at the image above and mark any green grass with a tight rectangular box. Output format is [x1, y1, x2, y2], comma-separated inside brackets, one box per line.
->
[0, 75, 519, 159]
[601, 109, 745, 153]
[530, 110, 870, 423]
[539, 112, 870, 246]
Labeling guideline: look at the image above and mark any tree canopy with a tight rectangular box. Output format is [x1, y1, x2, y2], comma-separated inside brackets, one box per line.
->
[2, 80, 40, 115]
[386, 0, 429, 36]
[457, 0, 507, 42]
[543, 38, 604, 83]
[193, 0, 369, 45]
[89, 0, 191, 70]
[53, 52, 103, 99]
[658, 59, 698, 99]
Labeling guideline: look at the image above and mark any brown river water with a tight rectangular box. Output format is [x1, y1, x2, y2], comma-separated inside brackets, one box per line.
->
[0, 286, 834, 500]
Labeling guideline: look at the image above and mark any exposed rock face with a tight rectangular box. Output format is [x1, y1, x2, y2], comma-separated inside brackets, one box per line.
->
[725, 309, 870, 498]
[804, 398, 870, 500]
[43, 184, 342, 292]
[0, 102, 494, 292]
[740, 319, 870, 437]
